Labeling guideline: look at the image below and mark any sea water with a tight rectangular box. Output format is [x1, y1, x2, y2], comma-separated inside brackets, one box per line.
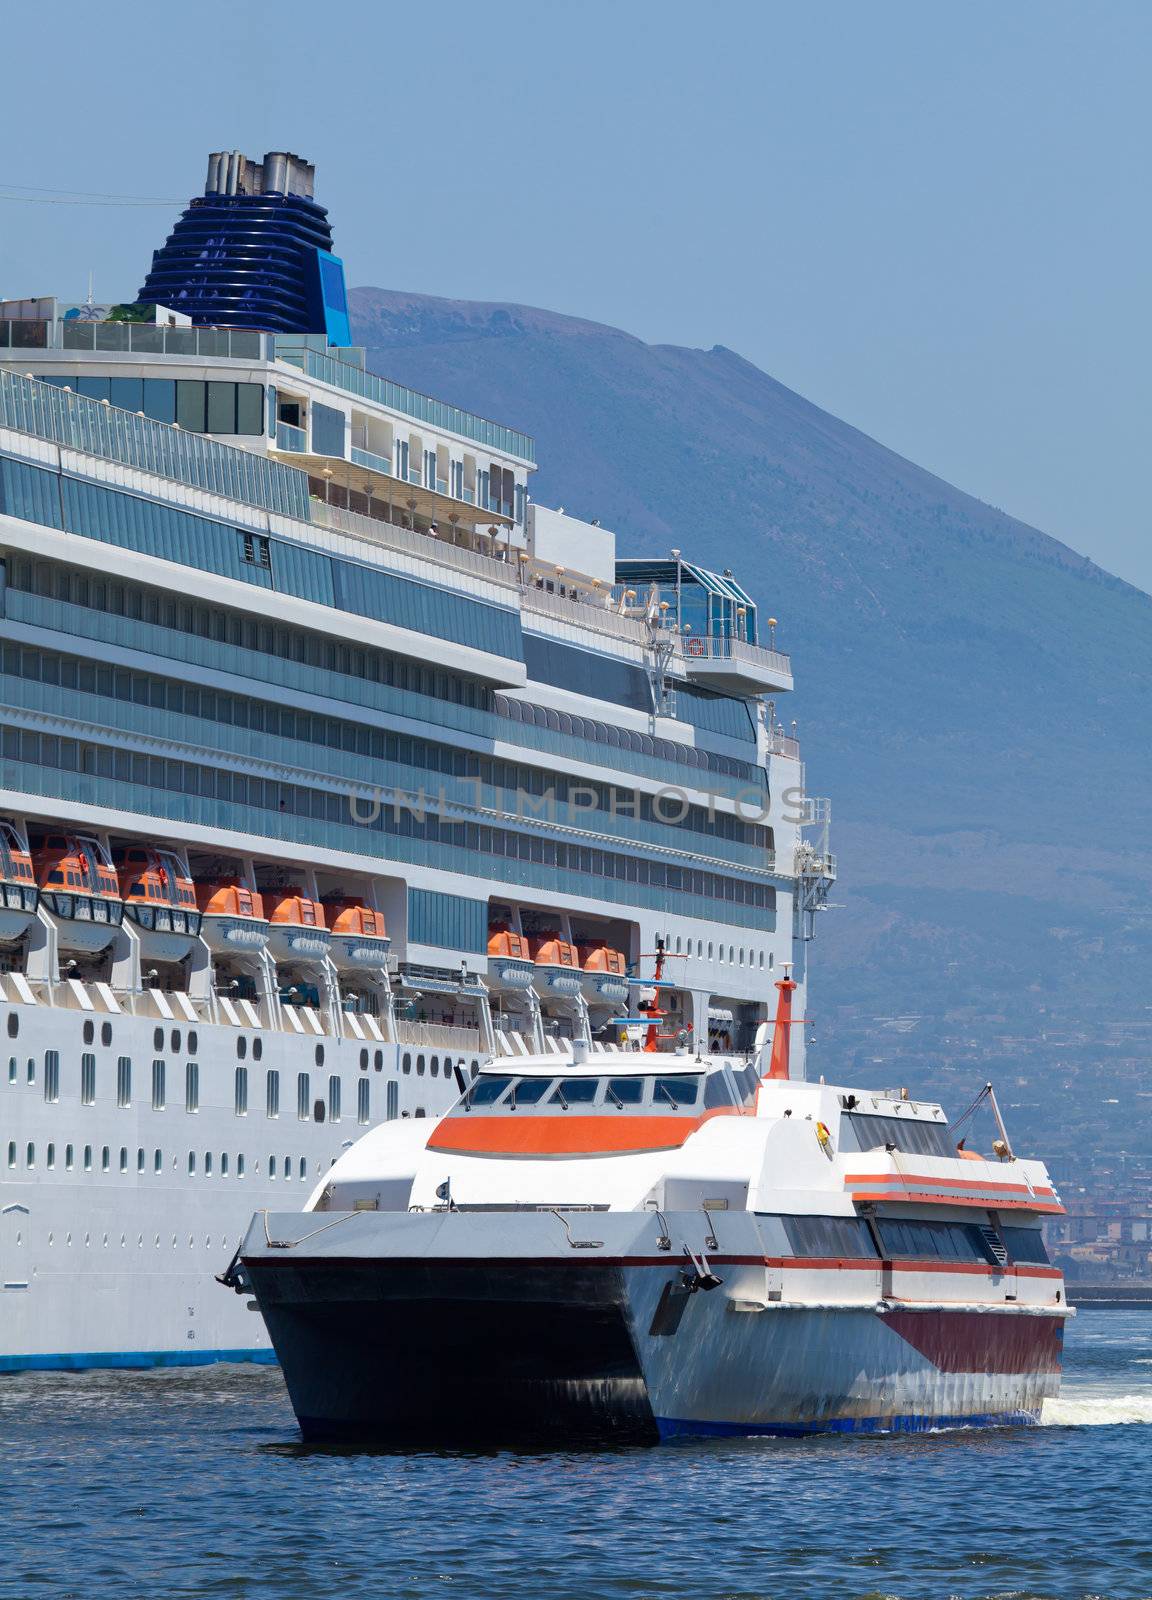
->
[1, 1308, 1149, 1600]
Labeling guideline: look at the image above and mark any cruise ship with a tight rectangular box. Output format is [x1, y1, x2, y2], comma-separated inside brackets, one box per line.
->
[0, 149, 830, 1369]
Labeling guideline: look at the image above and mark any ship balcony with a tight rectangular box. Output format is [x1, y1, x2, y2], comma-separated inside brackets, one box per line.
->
[677, 634, 793, 695]
[277, 442, 516, 532]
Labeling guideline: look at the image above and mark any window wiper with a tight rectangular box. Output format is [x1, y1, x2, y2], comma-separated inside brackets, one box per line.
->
[606, 1085, 624, 1109]
[657, 1084, 678, 1109]
[553, 1088, 569, 1110]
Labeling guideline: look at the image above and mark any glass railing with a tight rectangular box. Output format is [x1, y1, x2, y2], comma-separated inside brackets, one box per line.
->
[350, 445, 392, 475]
[274, 340, 535, 462]
[276, 420, 308, 452]
[55, 321, 271, 359]
[0, 368, 311, 520]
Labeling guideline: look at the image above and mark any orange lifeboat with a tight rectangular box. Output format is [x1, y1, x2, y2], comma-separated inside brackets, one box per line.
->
[529, 932, 583, 997]
[31, 832, 123, 952]
[576, 942, 630, 1006]
[265, 889, 330, 961]
[114, 846, 202, 960]
[486, 922, 536, 992]
[195, 877, 269, 954]
[0, 820, 38, 944]
[326, 897, 390, 971]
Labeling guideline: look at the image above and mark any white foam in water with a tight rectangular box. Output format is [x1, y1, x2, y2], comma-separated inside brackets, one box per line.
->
[1041, 1390, 1152, 1426]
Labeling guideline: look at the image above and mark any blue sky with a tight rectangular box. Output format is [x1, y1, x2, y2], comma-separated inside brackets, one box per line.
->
[2, 0, 1147, 591]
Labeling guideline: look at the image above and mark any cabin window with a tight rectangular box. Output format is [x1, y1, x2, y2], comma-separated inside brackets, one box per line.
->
[189, 1032, 199, 1054]
[266, 1070, 280, 1118]
[152, 1060, 165, 1111]
[119, 1147, 128, 1173]
[874, 1218, 990, 1264]
[154, 1149, 162, 1173]
[235, 1066, 248, 1116]
[100, 1022, 112, 1047]
[43, 1051, 60, 1103]
[606, 1078, 644, 1106]
[1001, 1226, 1050, 1265]
[269, 1156, 277, 1178]
[170, 1029, 181, 1054]
[204, 1151, 213, 1176]
[296, 1072, 310, 1121]
[83, 1145, 92, 1171]
[782, 1215, 878, 1260]
[385, 1082, 398, 1121]
[415, 1055, 425, 1078]
[25, 1143, 34, 1168]
[116, 1056, 132, 1108]
[153, 1028, 164, 1051]
[185, 1062, 199, 1113]
[7, 1056, 15, 1084]
[359, 1049, 369, 1072]
[252, 1037, 261, 1062]
[188, 1151, 196, 1174]
[314, 1044, 325, 1067]
[374, 1050, 383, 1072]
[237, 1154, 246, 1177]
[6, 1141, 14, 1168]
[357, 1080, 371, 1124]
[136, 1148, 145, 1173]
[221, 1153, 229, 1177]
[7, 1013, 18, 1038]
[236, 1036, 247, 1060]
[328, 1076, 341, 1122]
[81, 1054, 96, 1105]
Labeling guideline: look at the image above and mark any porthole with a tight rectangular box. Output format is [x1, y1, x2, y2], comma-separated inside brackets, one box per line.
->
[402, 1053, 411, 1075]
[314, 1044, 325, 1067]
[359, 1049, 369, 1071]
[252, 1037, 262, 1061]
[189, 1031, 198, 1054]
[237, 1036, 247, 1060]
[374, 1050, 383, 1072]
[153, 1028, 164, 1051]
[430, 1055, 439, 1078]
[313, 1100, 326, 1123]
[416, 1054, 425, 1077]
[83, 1020, 95, 1045]
[100, 1022, 112, 1047]
[170, 1029, 181, 1053]
[7, 1014, 18, 1039]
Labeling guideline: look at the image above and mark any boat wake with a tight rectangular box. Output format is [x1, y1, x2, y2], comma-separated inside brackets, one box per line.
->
[1041, 1390, 1152, 1426]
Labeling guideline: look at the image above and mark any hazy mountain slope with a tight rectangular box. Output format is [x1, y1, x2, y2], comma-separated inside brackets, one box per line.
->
[349, 287, 1152, 1164]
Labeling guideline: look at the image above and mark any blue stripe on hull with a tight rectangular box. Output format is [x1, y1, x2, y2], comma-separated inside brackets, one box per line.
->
[0, 1348, 278, 1374]
[656, 1409, 1040, 1441]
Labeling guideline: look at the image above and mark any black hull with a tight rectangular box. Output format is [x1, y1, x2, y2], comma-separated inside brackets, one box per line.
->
[249, 1257, 658, 1447]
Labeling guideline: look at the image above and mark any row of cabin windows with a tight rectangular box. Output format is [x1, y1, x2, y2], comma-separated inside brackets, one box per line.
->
[36, 375, 266, 436]
[6, 1141, 312, 1178]
[8, 1055, 370, 1124]
[400, 1052, 479, 1080]
[0, 728, 777, 920]
[660, 932, 774, 968]
[2, 642, 769, 852]
[6, 556, 761, 787]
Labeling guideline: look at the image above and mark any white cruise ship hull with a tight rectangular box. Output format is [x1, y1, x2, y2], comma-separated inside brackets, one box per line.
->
[237, 1209, 1066, 1444]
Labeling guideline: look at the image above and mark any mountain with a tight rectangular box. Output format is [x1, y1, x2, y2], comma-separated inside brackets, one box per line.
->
[349, 287, 1152, 1188]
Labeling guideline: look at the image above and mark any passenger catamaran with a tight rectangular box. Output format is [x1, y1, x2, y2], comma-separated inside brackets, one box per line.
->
[232, 983, 1068, 1442]
[0, 149, 824, 1370]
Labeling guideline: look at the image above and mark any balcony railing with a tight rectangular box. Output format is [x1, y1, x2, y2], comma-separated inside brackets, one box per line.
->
[350, 444, 392, 475]
[309, 499, 520, 587]
[677, 633, 792, 677]
[275, 419, 307, 453]
[0, 368, 310, 520]
[274, 341, 536, 463]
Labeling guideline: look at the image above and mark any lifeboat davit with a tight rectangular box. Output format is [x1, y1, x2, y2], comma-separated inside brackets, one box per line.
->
[31, 833, 123, 952]
[195, 879, 270, 955]
[114, 846, 202, 961]
[0, 821, 39, 945]
[485, 923, 536, 992]
[577, 942, 630, 1006]
[265, 890, 329, 961]
[326, 898, 390, 971]
[529, 932, 583, 997]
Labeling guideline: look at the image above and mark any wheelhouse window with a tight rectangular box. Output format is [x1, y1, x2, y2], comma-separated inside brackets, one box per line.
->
[606, 1078, 645, 1106]
[839, 1113, 953, 1158]
[467, 1075, 513, 1107]
[548, 1078, 599, 1107]
[1000, 1226, 1051, 1265]
[654, 1076, 701, 1108]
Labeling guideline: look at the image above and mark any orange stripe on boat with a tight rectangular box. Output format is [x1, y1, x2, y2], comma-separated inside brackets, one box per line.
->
[427, 1114, 699, 1158]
